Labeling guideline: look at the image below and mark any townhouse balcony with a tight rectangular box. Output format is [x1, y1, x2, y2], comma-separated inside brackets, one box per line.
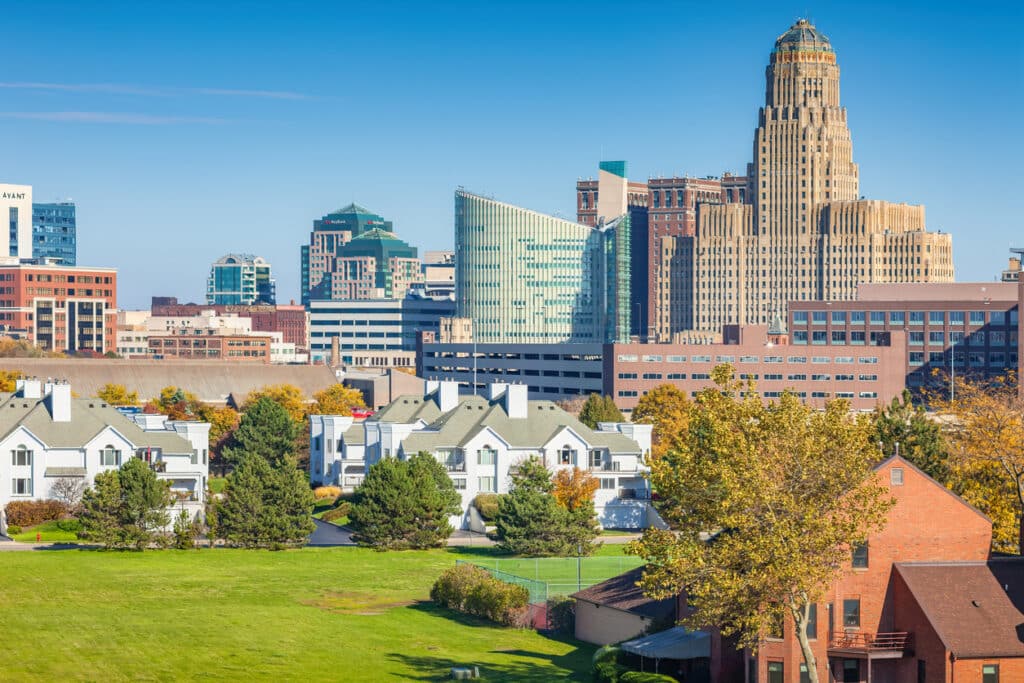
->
[827, 632, 912, 660]
[589, 462, 644, 473]
[617, 488, 651, 501]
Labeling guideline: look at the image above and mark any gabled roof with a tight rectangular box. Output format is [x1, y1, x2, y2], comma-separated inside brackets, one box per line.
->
[390, 394, 641, 454]
[0, 394, 193, 453]
[571, 567, 674, 620]
[896, 559, 1024, 659]
[875, 454, 991, 524]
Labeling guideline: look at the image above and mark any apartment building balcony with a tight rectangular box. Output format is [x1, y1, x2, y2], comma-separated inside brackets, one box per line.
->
[445, 462, 466, 473]
[617, 487, 651, 500]
[828, 631, 912, 660]
[589, 462, 644, 473]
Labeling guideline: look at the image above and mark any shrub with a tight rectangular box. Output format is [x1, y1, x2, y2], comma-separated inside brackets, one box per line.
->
[5, 500, 67, 527]
[313, 486, 341, 500]
[6, 525, 22, 535]
[593, 660, 627, 683]
[619, 673, 678, 683]
[592, 645, 621, 667]
[322, 503, 350, 523]
[546, 595, 575, 635]
[431, 564, 529, 626]
[473, 493, 502, 521]
[56, 519, 82, 533]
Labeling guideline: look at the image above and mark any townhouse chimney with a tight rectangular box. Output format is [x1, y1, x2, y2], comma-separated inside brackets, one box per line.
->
[504, 384, 528, 419]
[21, 378, 42, 399]
[47, 381, 71, 422]
[488, 382, 509, 401]
[435, 381, 460, 412]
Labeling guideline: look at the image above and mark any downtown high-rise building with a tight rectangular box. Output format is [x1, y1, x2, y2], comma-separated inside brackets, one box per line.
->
[456, 163, 634, 344]
[585, 21, 955, 339]
[300, 203, 423, 304]
[1, 184, 33, 259]
[206, 254, 276, 305]
[32, 201, 76, 265]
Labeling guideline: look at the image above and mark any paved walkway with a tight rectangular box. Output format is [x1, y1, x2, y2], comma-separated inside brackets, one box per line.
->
[306, 518, 355, 547]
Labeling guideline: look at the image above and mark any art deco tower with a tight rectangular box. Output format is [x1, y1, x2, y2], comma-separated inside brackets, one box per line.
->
[685, 20, 953, 334]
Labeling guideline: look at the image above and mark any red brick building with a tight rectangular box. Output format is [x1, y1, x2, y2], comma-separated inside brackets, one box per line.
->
[724, 453, 1024, 683]
[0, 263, 117, 355]
[605, 325, 907, 413]
[150, 297, 308, 350]
[148, 332, 271, 363]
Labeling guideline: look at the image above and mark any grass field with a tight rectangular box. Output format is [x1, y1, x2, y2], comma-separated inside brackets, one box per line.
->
[9, 519, 81, 543]
[0, 546, 603, 682]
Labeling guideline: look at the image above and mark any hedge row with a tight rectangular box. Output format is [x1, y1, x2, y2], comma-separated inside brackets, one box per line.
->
[5, 500, 68, 527]
[430, 564, 530, 627]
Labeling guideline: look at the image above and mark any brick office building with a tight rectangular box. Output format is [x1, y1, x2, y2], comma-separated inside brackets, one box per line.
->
[151, 297, 308, 351]
[0, 261, 117, 355]
[789, 282, 1020, 392]
[148, 332, 271, 363]
[604, 324, 907, 413]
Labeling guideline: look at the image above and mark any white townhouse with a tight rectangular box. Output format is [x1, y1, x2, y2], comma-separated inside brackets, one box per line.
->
[0, 378, 210, 526]
[310, 380, 658, 530]
[308, 414, 366, 489]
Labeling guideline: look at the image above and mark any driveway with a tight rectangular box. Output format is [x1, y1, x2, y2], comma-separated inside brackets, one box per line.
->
[307, 518, 355, 547]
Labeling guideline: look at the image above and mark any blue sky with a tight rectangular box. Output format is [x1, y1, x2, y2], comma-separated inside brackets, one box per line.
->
[3, 1, 1022, 309]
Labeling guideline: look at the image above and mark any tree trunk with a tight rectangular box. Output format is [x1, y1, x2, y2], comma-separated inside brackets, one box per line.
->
[792, 601, 821, 683]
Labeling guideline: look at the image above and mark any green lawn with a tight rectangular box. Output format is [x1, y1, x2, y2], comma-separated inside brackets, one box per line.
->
[0, 546, 598, 682]
[10, 519, 81, 543]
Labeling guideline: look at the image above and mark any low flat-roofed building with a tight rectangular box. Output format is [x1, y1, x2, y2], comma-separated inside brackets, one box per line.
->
[571, 566, 676, 646]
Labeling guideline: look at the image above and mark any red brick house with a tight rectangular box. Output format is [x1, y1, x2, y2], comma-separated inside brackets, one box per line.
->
[747, 455, 1013, 683]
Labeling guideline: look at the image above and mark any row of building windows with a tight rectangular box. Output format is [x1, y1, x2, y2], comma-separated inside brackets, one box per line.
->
[794, 309, 1018, 326]
[617, 354, 879, 364]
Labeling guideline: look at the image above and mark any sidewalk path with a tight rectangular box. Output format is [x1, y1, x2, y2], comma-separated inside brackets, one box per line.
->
[307, 518, 355, 547]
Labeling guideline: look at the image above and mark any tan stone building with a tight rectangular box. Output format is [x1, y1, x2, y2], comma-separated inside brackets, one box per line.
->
[663, 20, 954, 337]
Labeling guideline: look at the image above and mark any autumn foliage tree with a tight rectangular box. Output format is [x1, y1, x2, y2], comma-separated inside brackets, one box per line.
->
[628, 365, 894, 683]
[311, 383, 366, 416]
[0, 369, 23, 392]
[932, 372, 1024, 553]
[95, 383, 139, 406]
[242, 384, 308, 427]
[631, 384, 692, 459]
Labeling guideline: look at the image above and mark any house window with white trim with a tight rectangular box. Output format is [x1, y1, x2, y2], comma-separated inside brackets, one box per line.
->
[11, 445, 31, 467]
[452, 478, 467, 490]
[590, 450, 602, 468]
[600, 478, 615, 490]
[559, 445, 575, 466]
[100, 445, 121, 467]
[477, 447, 496, 466]
[477, 476, 495, 492]
[11, 478, 31, 495]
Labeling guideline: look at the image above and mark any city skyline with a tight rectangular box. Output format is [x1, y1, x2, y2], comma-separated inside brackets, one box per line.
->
[3, 2, 1021, 308]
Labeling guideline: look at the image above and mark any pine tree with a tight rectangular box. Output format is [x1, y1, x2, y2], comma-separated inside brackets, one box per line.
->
[216, 454, 315, 548]
[578, 394, 625, 429]
[495, 457, 578, 556]
[222, 396, 298, 469]
[349, 452, 461, 549]
[872, 389, 949, 481]
[80, 457, 173, 549]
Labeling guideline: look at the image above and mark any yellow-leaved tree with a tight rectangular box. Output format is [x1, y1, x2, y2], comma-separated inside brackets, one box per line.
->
[932, 372, 1024, 553]
[0, 369, 24, 392]
[628, 365, 894, 683]
[630, 383, 692, 460]
[242, 384, 308, 427]
[310, 383, 366, 416]
[95, 383, 139, 406]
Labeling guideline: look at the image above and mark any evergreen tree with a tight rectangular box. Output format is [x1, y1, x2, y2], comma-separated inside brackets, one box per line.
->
[80, 457, 173, 549]
[217, 454, 315, 548]
[577, 394, 624, 429]
[222, 396, 298, 469]
[494, 457, 578, 556]
[349, 452, 461, 549]
[872, 389, 950, 481]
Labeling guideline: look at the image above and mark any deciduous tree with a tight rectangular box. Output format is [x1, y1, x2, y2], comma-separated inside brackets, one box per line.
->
[242, 384, 308, 427]
[349, 452, 461, 549]
[628, 365, 894, 683]
[578, 394, 624, 429]
[631, 384, 692, 459]
[0, 369, 23, 392]
[95, 383, 139, 407]
[311, 383, 366, 415]
[145, 386, 203, 421]
[933, 372, 1024, 553]
[553, 466, 602, 549]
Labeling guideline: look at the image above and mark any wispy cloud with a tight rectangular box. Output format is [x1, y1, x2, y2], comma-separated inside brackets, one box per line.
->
[0, 81, 310, 100]
[0, 111, 228, 125]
